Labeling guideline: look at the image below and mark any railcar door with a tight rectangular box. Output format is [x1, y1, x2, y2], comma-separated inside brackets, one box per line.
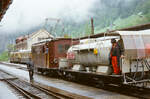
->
[49, 41, 55, 68]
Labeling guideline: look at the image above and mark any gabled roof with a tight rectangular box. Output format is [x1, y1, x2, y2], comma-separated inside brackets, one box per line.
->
[29, 29, 54, 39]
[16, 29, 53, 41]
[0, 0, 13, 21]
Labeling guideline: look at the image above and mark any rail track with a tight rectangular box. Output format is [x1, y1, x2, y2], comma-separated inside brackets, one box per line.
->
[1, 62, 150, 99]
[0, 70, 90, 99]
[5, 79, 58, 99]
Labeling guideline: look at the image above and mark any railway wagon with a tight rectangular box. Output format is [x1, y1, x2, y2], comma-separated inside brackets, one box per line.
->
[31, 30, 150, 87]
[67, 30, 150, 85]
[10, 51, 21, 63]
[10, 50, 31, 64]
[20, 50, 31, 64]
[32, 38, 78, 73]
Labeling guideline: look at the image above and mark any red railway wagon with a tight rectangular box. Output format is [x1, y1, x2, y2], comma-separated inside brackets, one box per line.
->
[32, 38, 78, 72]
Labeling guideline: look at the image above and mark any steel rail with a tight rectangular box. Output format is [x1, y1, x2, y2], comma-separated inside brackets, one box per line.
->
[31, 83, 72, 99]
[4, 79, 40, 99]
[0, 68, 89, 99]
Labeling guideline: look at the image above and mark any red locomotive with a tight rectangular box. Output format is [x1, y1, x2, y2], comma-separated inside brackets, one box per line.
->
[32, 38, 78, 74]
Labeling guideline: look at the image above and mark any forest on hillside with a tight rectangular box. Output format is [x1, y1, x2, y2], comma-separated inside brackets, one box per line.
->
[56, 0, 150, 37]
[0, 0, 150, 54]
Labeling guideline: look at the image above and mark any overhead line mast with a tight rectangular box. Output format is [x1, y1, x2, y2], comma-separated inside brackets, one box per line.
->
[45, 18, 65, 38]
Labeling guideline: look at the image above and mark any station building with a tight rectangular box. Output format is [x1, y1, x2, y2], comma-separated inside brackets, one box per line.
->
[15, 29, 54, 51]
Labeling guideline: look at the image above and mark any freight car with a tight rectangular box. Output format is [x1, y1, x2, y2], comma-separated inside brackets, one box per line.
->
[32, 38, 78, 74]
[67, 30, 150, 85]
[32, 31, 150, 86]
[10, 50, 31, 64]
[10, 51, 21, 63]
[67, 36, 123, 73]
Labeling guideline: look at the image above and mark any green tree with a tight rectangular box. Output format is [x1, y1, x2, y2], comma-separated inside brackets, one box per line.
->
[7, 44, 15, 52]
[0, 51, 9, 61]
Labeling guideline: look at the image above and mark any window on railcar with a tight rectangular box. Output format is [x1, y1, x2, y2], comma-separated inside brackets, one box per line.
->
[58, 44, 71, 53]
[58, 44, 65, 53]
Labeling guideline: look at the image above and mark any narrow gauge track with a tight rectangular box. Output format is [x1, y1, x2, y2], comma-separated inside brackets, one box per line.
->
[0, 70, 90, 99]
[5, 78, 83, 99]
[1, 62, 150, 99]
[5, 79, 57, 99]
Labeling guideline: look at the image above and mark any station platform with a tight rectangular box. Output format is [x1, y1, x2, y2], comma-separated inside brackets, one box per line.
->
[0, 62, 136, 99]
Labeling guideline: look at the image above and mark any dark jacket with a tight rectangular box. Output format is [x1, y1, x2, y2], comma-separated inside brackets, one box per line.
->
[111, 43, 122, 57]
[27, 61, 34, 70]
[109, 42, 123, 66]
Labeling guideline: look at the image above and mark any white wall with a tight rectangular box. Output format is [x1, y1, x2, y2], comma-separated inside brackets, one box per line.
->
[27, 29, 52, 50]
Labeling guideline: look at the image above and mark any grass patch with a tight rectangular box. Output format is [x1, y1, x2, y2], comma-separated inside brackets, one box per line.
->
[0, 51, 9, 61]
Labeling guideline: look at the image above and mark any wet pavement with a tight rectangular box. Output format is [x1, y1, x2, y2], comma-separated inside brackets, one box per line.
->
[0, 70, 26, 99]
[0, 70, 16, 80]
[0, 81, 19, 99]
[0, 63, 137, 99]
[1, 62, 26, 68]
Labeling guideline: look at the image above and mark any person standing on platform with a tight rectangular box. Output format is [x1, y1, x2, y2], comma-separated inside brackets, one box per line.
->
[27, 60, 34, 81]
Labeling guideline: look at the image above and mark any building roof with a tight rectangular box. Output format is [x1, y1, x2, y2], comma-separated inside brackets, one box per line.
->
[15, 35, 27, 44]
[15, 29, 54, 44]
[29, 29, 54, 39]
[0, 0, 13, 21]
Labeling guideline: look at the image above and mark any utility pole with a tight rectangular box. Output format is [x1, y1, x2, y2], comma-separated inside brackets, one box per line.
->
[91, 18, 94, 35]
[44, 18, 64, 38]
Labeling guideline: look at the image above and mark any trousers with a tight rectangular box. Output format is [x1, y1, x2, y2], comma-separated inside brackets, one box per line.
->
[29, 70, 34, 81]
[111, 56, 120, 74]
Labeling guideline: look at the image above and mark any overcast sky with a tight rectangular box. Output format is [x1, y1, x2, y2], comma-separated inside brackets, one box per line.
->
[0, 0, 96, 34]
